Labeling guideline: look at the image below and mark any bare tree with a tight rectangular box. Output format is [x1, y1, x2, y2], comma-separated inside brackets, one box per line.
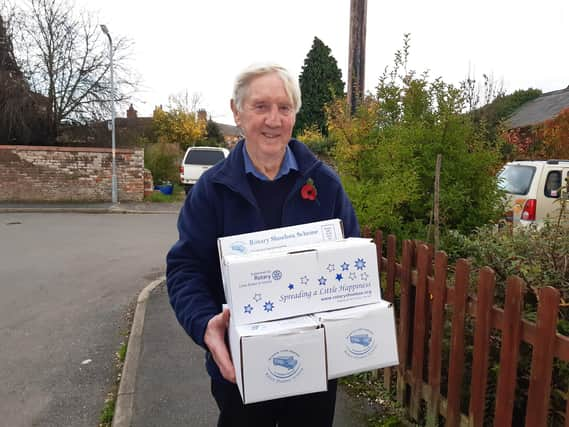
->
[167, 90, 203, 114]
[0, 5, 45, 144]
[12, 0, 138, 143]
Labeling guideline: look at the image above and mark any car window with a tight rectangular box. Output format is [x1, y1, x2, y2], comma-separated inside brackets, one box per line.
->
[544, 171, 562, 198]
[497, 165, 535, 195]
[185, 150, 226, 165]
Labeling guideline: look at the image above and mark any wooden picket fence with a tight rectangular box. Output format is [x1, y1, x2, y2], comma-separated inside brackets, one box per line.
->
[370, 230, 569, 427]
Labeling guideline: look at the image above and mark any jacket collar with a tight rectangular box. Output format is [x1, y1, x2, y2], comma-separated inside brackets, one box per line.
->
[211, 139, 321, 202]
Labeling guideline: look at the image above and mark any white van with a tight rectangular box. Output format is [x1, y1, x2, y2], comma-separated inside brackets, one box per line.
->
[180, 146, 229, 194]
[498, 160, 569, 225]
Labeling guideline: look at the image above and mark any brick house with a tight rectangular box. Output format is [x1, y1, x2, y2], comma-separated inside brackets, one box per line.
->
[57, 105, 242, 149]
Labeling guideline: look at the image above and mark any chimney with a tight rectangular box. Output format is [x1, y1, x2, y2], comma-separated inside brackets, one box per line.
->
[197, 109, 207, 122]
[126, 104, 138, 119]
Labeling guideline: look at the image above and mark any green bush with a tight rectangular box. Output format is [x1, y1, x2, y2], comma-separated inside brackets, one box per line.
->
[328, 35, 504, 242]
[144, 141, 181, 184]
[446, 221, 568, 321]
[443, 216, 568, 425]
[296, 125, 336, 157]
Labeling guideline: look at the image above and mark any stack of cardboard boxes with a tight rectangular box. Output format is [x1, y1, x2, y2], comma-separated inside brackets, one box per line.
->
[218, 219, 399, 404]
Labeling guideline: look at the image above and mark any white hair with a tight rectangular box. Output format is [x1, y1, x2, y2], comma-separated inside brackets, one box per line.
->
[232, 63, 302, 113]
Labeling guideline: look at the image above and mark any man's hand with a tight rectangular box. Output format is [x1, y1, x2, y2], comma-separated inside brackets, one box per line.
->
[204, 308, 236, 383]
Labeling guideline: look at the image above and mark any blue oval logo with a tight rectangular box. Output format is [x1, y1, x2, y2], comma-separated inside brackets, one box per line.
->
[267, 350, 302, 381]
[230, 241, 247, 254]
[346, 328, 376, 358]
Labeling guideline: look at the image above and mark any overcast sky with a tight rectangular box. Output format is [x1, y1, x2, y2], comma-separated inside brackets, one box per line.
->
[81, 0, 568, 125]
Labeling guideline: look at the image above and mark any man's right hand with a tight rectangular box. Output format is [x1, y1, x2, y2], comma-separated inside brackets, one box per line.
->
[204, 308, 236, 383]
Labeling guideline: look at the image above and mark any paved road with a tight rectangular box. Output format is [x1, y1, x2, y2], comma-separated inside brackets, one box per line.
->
[0, 212, 179, 427]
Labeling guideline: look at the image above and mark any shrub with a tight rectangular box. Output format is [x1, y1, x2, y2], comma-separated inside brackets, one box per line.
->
[329, 35, 504, 241]
[144, 141, 181, 184]
[296, 125, 336, 158]
[445, 220, 568, 320]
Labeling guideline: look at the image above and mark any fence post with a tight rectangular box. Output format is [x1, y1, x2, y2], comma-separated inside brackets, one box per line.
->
[383, 234, 397, 390]
[374, 229, 383, 274]
[396, 240, 414, 405]
[494, 277, 524, 426]
[410, 244, 431, 419]
[468, 267, 496, 427]
[446, 259, 470, 427]
[425, 251, 448, 427]
[385, 234, 396, 302]
[525, 286, 561, 427]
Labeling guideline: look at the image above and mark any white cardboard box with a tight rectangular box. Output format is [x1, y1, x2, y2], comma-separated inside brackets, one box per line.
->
[218, 219, 344, 306]
[223, 238, 382, 325]
[313, 301, 399, 379]
[229, 315, 328, 404]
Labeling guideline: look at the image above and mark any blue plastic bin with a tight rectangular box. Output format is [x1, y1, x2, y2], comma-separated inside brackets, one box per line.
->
[154, 184, 173, 195]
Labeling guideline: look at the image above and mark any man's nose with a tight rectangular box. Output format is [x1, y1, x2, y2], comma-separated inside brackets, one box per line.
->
[265, 105, 281, 127]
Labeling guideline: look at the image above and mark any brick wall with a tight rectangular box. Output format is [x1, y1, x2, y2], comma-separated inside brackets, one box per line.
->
[0, 145, 145, 202]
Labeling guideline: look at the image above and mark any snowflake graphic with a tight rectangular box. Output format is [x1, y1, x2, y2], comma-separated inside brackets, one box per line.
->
[326, 264, 335, 272]
[288, 283, 295, 290]
[341, 262, 350, 271]
[243, 304, 253, 314]
[354, 258, 367, 270]
[349, 272, 357, 280]
[253, 293, 262, 302]
[264, 301, 275, 312]
[336, 273, 343, 282]
[300, 275, 309, 285]
[360, 272, 369, 281]
[318, 276, 327, 286]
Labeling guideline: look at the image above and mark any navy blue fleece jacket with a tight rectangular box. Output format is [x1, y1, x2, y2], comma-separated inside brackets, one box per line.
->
[166, 139, 360, 380]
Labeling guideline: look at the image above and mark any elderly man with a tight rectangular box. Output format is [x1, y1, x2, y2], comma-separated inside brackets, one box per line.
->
[167, 63, 360, 426]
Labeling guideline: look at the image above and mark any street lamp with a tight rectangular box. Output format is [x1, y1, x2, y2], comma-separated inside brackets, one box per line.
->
[100, 24, 118, 204]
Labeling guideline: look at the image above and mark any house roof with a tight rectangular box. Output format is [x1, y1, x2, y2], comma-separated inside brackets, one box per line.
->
[216, 122, 241, 137]
[507, 86, 569, 128]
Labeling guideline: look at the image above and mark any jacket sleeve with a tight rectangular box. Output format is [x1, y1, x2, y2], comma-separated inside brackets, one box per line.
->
[334, 181, 361, 239]
[166, 178, 223, 348]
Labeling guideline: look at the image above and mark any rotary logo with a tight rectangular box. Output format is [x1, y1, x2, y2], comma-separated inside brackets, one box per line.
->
[272, 270, 283, 280]
[345, 328, 376, 358]
[267, 350, 302, 382]
[230, 241, 247, 254]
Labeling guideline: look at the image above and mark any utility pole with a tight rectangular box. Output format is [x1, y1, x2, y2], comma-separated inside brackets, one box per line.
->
[100, 24, 118, 204]
[347, 0, 367, 115]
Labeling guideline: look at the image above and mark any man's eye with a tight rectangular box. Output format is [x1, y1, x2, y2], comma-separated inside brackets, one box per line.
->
[254, 104, 268, 111]
[279, 105, 292, 114]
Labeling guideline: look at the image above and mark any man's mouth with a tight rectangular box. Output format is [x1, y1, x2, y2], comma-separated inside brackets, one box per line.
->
[262, 133, 279, 139]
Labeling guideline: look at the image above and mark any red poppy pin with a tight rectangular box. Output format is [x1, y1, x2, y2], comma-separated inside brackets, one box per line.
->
[301, 178, 318, 201]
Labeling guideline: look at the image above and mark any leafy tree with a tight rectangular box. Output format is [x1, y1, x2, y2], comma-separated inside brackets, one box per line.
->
[200, 118, 225, 147]
[11, 0, 137, 143]
[152, 100, 206, 151]
[329, 34, 504, 240]
[295, 37, 344, 136]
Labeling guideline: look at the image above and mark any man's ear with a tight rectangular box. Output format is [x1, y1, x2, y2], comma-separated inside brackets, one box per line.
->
[230, 99, 241, 127]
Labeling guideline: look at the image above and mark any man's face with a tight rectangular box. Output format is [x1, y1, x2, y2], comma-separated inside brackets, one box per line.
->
[231, 73, 296, 160]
